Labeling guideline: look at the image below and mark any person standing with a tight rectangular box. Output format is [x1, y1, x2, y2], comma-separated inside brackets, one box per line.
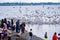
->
[29, 29, 33, 40]
[44, 32, 48, 40]
[1, 19, 4, 28]
[7, 21, 11, 29]
[12, 25, 15, 32]
[11, 19, 14, 31]
[20, 22, 25, 33]
[4, 18, 7, 24]
[3, 23, 7, 38]
[52, 32, 57, 40]
[11, 19, 14, 26]
[16, 19, 20, 33]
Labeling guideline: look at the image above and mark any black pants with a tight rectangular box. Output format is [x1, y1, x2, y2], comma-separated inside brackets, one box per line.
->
[8, 36, 11, 40]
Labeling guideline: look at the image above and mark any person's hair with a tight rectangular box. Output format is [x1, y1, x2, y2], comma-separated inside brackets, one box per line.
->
[54, 32, 57, 35]
[30, 29, 32, 31]
[45, 32, 47, 33]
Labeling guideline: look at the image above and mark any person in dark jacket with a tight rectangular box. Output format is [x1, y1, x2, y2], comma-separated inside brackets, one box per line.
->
[11, 19, 14, 26]
[20, 22, 25, 33]
[4, 18, 7, 24]
[52, 32, 57, 40]
[12, 25, 15, 31]
[7, 21, 11, 29]
[44, 32, 48, 40]
[11, 19, 14, 30]
[1, 19, 4, 28]
[29, 29, 33, 40]
[16, 20, 20, 33]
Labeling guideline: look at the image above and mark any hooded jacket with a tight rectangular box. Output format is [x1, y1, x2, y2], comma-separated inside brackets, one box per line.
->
[52, 34, 57, 40]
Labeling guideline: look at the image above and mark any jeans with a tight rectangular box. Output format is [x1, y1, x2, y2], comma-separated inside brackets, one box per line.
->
[16, 28, 20, 33]
[29, 36, 32, 40]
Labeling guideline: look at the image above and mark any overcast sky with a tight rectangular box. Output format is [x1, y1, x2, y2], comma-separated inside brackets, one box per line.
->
[0, 0, 60, 3]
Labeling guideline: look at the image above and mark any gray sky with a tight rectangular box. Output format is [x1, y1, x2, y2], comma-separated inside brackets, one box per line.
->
[0, 0, 60, 3]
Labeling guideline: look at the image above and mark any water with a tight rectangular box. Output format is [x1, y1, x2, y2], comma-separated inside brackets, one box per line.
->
[25, 24, 60, 40]
[0, 5, 60, 40]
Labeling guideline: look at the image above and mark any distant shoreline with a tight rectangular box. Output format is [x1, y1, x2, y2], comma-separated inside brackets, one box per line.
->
[0, 2, 60, 6]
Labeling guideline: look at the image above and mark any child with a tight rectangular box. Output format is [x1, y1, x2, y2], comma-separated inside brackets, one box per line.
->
[29, 29, 33, 40]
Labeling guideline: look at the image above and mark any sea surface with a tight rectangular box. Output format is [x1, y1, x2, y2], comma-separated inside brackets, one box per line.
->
[25, 24, 60, 40]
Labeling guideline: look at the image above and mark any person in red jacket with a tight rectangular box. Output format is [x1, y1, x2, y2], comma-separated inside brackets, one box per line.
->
[52, 32, 57, 40]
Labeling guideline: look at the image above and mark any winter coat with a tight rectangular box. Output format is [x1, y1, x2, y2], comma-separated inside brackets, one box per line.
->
[52, 34, 57, 40]
[44, 33, 47, 39]
[7, 21, 11, 29]
[16, 20, 20, 28]
[29, 31, 32, 37]
[1, 19, 4, 28]
[11, 19, 14, 26]
[3, 23, 7, 34]
[20, 23, 25, 29]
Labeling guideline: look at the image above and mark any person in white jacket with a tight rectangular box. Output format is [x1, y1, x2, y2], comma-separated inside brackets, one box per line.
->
[3, 23, 7, 37]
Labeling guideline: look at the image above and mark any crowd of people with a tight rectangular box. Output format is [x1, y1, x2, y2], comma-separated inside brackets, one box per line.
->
[44, 32, 60, 40]
[0, 18, 60, 40]
[0, 18, 26, 40]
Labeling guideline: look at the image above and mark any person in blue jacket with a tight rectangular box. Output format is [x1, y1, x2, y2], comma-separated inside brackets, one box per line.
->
[16, 19, 20, 33]
[7, 21, 11, 29]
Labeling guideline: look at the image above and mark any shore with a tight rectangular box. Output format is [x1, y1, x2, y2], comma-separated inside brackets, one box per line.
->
[0, 30, 43, 40]
[11, 30, 43, 40]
